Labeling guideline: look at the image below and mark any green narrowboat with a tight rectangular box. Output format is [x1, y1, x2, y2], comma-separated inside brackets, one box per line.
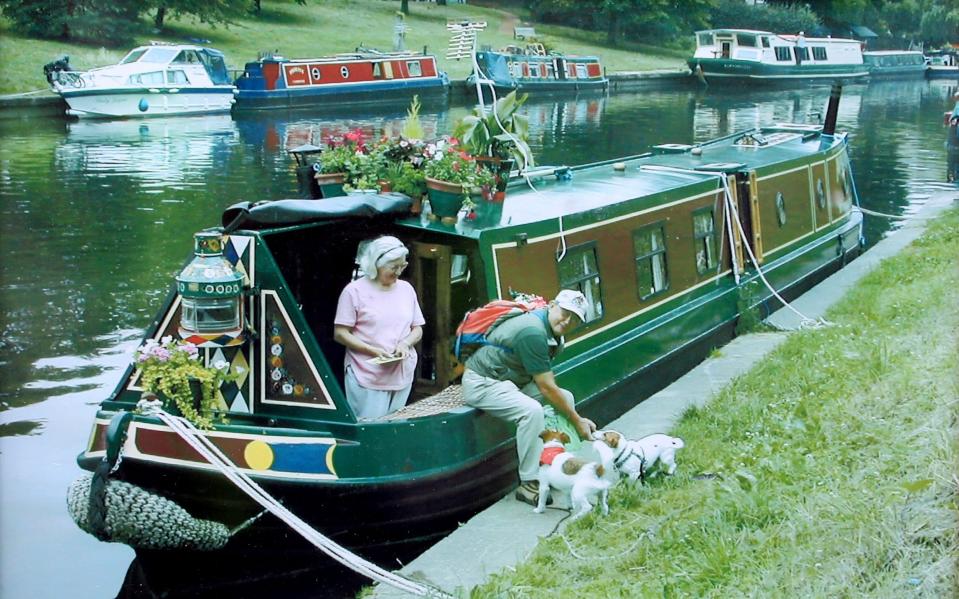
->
[74, 91, 863, 566]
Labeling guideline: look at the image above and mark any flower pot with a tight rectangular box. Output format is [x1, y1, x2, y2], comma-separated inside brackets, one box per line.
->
[378, 179, 392, 193]
[425, 177, 466, 221]
[476, 157, 513, 203]
[314, 172, 347, 199]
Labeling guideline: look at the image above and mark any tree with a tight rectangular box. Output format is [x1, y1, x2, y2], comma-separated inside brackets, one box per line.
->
[151, 0, 248, 31]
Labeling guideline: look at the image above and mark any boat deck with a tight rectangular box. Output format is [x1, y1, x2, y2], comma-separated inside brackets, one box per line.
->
[382, 385, 466, 421]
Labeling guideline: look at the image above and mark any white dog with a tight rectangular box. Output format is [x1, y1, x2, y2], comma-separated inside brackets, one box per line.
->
[592, 430, 685, 483]
[535, 430, 612, 520]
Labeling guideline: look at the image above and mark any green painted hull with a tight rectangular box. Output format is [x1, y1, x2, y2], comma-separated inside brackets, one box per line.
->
[689, 57, 869, 81]
[75, 114, 865, 566]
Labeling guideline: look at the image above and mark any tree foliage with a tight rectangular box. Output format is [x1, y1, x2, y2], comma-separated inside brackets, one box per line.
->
[528, 0, 711, 46]
[708, 0, 820, 34]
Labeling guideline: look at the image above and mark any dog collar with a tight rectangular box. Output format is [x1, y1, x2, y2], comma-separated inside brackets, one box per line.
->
[540, 445, 564, 466]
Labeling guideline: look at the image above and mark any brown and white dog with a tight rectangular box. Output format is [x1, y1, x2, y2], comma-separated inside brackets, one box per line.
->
[535, 430, 611, 520]
[592, 430, 685, 483]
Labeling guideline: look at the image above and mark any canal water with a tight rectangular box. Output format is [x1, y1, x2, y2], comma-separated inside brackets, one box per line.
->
[0, 78, 955, 598]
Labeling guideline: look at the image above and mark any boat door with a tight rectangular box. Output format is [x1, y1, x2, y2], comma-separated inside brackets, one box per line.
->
[408, 241, 454, 396]
[555, 57, 567, 80]
[721, 40, 732, 59]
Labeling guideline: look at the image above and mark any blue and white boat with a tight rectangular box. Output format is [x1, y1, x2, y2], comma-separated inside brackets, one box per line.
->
[45, 43, 236, 119]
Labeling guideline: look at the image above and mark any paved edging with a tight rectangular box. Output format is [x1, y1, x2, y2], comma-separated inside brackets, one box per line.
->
[372, 192, 957, 598]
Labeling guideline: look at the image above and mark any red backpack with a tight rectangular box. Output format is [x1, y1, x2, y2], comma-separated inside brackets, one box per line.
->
[453, 296, 548, 362]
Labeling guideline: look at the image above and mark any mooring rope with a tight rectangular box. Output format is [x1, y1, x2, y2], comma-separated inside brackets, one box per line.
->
[143, 405, 452, 598]
[639, 163, 832, 329]
[857, 206, 932, 220]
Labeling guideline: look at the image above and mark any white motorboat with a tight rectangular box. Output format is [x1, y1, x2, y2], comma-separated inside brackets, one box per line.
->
[44, 43, 237, 118]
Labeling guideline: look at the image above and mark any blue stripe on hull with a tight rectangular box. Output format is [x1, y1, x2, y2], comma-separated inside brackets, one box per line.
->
[234, 79, 447, 110]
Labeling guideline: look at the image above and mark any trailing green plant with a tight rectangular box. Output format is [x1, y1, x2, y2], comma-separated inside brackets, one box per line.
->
[384, 160, 426, 198]
[454, 90, 533, 170]
[134, 336, 235, 429]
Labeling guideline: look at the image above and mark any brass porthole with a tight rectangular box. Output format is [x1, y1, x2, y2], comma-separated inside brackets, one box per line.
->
[776, 192, 787, 226]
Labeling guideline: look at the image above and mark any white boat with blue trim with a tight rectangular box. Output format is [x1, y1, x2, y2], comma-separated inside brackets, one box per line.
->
[44, 43, 237, 119]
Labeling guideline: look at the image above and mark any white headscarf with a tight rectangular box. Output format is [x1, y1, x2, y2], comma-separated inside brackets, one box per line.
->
[359, 236, 409, 280]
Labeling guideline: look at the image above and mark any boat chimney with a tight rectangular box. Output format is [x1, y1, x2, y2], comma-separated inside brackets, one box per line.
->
[820, 82, 842, 149]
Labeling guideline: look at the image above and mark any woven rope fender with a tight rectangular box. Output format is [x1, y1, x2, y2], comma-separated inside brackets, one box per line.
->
[66, 473, 230, 551]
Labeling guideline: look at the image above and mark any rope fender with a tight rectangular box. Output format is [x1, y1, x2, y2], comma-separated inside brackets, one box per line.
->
[66, 472, 230, 551]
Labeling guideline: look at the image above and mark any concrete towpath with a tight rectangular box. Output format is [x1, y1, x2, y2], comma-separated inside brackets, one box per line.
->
[373, 192, 958, 598]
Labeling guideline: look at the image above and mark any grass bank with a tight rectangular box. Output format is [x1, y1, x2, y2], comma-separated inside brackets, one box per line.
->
[471, 207, 959, 598]
[0, 0, 687, 95]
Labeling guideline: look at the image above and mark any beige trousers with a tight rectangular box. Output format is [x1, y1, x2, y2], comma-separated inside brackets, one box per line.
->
[462, 369, 575, 482]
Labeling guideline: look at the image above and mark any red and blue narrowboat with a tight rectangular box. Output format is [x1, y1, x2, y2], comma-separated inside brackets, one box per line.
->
[234, 49, 448, 110]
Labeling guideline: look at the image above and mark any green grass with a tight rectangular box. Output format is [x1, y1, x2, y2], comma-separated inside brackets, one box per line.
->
[469, 206, 959, 598]
[0, 0, 687, 95]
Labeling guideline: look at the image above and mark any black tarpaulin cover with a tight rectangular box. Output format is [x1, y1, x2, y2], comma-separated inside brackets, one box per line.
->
[222, 193, 412, 230]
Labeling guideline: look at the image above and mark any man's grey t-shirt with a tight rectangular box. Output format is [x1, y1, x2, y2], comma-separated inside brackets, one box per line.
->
[465, 309, 561, 388]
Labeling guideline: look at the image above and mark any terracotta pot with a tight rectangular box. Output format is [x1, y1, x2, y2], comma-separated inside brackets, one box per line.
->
[378, 179, 392, 193]
[313, 172, 347, 199]
[475, 156, 513, 201]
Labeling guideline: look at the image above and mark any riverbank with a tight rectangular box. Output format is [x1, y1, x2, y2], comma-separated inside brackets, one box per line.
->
[0, 69, 695, 120]
[0, 0, 687, 96]
[370, 193, 959, 598]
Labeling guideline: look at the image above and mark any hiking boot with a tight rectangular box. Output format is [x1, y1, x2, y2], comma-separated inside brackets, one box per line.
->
[515, 481, 551, 506]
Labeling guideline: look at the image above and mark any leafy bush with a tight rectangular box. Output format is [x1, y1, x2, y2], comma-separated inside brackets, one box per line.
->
[707, 0, 820, 34]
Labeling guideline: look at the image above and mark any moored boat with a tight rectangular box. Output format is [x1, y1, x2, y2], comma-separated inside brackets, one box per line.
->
[233, 49, 448, 110]
[471, 43, 608, 93]
[43, 43, 236, 119]
[689, 28, 869, 83]
[71, 89, 862, 572]
[925, 51, 959, 78]
[863, 50, 926, 79]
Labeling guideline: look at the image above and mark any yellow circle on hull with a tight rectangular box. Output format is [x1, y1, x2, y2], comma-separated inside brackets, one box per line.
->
[244, 440, 274, 470]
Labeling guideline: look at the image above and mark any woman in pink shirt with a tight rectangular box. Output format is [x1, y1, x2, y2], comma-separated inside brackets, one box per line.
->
[333, 236, 425, 419]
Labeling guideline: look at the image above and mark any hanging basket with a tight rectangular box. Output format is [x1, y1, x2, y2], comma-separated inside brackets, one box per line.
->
[314, 172, 347, 199]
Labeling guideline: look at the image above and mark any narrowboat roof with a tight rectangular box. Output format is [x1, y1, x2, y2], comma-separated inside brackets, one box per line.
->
[695, 29, 860, 44]
[228, 124, 832, 239]
[252, 50, 433, 64]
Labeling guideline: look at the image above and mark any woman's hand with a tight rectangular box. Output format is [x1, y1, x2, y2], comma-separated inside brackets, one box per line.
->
[392, 341, 411, 358]
[370, 345, 395, 359]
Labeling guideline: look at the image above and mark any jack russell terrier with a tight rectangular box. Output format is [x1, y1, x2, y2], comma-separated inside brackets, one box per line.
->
[535, 430, 612, 520]
[592, 430, 685, 483]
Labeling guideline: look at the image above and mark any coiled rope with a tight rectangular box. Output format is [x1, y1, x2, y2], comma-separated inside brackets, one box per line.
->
[140, 403, 452, 598]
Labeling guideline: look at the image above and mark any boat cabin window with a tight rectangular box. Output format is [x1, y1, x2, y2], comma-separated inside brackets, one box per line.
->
[120, 49, 148, 64]
[796, 47, 810, 62]
[166, 70, 189, 84]
[451, 254, 470, 284]
[140, 48, 179, 64]
[129, 71, 165, 85]
[775, 46, 793, 62]
[632, 223, 669, 300]
[406, 61, 422, 77]
[737, 33, 758, 47]
[576, 63, 588, 78]
[812, 47, 828, 61]
[173, 50, 201, 64]
[761, 37, 771, 48]
[698, 33, 714, 47]
[181, 297, 241, 333]
[558, 243, 604, 323]
[693, 208, 718, 274]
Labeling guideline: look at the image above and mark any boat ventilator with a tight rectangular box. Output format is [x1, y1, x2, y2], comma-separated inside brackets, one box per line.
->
[132, 400, 454, 598]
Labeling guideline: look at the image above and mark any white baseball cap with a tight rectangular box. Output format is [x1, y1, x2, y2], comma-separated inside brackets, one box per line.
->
[554, 289, 588, 322]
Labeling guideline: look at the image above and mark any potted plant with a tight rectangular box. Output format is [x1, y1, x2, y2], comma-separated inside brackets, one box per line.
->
[315, 129, 367, 198]
[135, 336, 236, 429]
[383, 160, 427, 212]
[422, 139, 495, 223]
[454, 90, 533, 201]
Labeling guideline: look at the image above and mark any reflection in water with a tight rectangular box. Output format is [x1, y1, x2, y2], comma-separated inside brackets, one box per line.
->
[0, 81, 956, 598]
